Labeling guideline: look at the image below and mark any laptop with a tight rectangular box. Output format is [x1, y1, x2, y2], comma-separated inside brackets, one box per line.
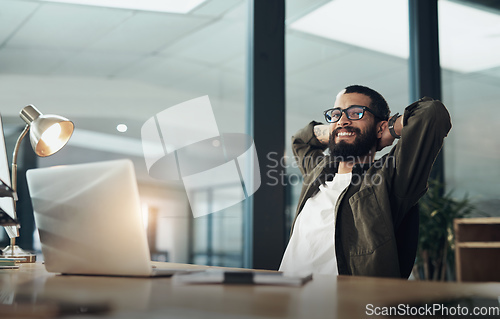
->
[26, 159, 195, 277]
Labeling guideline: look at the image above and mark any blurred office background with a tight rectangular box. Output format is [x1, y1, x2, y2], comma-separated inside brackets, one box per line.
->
[1, 0, 499, 268]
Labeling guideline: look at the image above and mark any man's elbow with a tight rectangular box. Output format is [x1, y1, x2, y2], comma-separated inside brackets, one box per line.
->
[428, 100, 452, 137]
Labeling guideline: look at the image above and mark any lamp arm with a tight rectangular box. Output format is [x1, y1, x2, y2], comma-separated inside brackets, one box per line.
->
[12, 124, 30, 194]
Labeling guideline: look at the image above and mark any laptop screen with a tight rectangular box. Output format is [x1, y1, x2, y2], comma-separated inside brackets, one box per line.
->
[27, 159, 154, 276]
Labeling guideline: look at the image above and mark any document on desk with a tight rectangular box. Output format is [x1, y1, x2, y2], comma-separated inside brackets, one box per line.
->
[0, 258, 20, 269]
[173, 269, 312, 286]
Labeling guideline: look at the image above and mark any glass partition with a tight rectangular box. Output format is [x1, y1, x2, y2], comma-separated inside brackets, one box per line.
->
[439, 0, 500, 216]
[0, 0, 248, 266]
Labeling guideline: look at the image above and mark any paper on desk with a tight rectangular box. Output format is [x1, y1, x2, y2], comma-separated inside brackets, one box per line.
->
[172, 269, 312, 286]
[0, 258, 19, 269]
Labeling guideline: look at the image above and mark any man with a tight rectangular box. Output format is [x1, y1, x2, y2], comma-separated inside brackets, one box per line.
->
[279, 85, 451, 278]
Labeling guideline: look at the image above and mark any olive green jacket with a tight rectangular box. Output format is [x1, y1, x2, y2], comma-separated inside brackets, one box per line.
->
[291, 97, 452, 278]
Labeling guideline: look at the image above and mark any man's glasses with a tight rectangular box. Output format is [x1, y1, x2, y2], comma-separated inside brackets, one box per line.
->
[323, 105, 382, 123]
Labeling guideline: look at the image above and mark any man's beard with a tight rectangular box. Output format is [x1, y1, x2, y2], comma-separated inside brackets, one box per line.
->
[328, 124, 378, 161]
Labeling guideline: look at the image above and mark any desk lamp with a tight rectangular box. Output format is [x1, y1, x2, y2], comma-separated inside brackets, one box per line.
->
[1, 105, 74, 262]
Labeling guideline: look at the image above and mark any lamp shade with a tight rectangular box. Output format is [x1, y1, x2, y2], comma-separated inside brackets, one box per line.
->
[20, 105, 74, 157]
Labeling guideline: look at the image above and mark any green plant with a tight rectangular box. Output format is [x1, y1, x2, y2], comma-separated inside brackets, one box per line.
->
[413, 179, 477, 281]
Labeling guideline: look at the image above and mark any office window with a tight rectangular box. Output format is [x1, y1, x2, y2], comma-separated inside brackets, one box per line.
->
[0, 0, 248, 266]
[285, 0, 410, 233]
[439, 0, 500, 217]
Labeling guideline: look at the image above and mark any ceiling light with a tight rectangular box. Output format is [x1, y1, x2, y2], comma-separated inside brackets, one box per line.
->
[117, 124, 128, 133]
[289, 0, 409, 59]
[438, 1, 500, 73]
[289, 0, 500, 73]
[41, 0, 207, 14]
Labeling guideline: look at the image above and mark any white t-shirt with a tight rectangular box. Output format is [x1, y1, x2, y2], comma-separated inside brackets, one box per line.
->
[279, 173, 352, 276]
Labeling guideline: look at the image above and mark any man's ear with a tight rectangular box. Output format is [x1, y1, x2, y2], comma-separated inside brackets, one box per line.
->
[377, 121, 388, 138]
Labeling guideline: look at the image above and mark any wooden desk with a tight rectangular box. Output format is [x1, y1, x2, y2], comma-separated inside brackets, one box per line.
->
[2, 262, 500, 318]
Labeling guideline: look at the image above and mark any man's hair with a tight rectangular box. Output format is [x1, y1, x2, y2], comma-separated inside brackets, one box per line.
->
[344, 85, 390, 121]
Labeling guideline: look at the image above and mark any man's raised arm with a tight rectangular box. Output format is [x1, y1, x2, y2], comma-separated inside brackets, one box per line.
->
[388, 97, 452, 213]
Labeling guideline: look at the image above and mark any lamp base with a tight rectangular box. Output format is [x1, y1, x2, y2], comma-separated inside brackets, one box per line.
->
[1, 245, 36, 263]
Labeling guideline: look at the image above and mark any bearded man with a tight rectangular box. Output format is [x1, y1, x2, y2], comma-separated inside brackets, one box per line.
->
[279, 85, 451, 278]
